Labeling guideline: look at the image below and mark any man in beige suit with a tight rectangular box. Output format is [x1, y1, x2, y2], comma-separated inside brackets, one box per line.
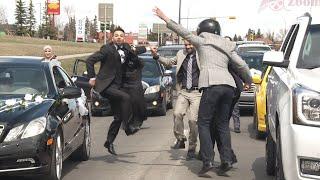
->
[153, 7, 252, 176]
[151, 40, 201, 160]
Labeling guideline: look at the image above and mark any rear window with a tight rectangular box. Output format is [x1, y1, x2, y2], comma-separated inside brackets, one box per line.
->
[237, 46, 271, 53]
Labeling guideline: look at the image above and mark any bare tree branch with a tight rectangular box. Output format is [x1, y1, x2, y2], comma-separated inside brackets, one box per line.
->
[0, 6, 8, 24]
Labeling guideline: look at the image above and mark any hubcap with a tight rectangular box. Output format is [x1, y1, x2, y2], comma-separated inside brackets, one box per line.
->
[55, 135, 62, 179]
[85, 121, 91, 156]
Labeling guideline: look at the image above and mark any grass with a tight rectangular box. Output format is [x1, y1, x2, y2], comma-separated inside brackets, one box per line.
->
[0, 35, 103, 74]
[0, 35, 101, 56]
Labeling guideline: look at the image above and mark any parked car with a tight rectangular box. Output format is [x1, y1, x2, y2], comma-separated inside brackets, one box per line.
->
[0, 57, 91, 180]
[264, 13, 320, 179]
[252, 66, 272, 139]
[238, 51, 269, 109]
[236, 43, 271, 53]
[73, 55, 174, 116]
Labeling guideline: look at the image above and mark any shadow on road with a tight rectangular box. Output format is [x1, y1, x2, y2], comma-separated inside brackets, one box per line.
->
[252, 157, 273, 180]
[247, 122, 266, 142]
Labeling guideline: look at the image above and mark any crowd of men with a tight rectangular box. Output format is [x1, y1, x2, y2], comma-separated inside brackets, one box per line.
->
[84, 7, 252, 177]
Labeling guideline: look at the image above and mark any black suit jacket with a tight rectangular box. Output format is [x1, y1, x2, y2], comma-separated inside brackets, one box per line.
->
[86, 42, 146, 93]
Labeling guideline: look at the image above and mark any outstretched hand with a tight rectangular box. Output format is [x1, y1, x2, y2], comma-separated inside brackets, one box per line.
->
[153, 7, 170, 23]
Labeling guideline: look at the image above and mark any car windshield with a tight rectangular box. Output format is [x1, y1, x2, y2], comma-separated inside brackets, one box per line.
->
[0, 67, 48, 96]
[142, 60, 161, 78]
[297, 24, 320, 69]
[239, 53, 267, 72]
[237, 46, 271, 53]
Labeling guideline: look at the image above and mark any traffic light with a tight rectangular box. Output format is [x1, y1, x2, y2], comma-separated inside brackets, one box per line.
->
[100, 22, 110, 32]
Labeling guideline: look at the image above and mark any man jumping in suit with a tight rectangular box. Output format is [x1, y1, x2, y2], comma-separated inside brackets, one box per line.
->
[151, 39, 201, 161]
[86, 27, 144, 155]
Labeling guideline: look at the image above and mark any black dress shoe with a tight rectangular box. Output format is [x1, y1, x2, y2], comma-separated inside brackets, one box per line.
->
[125, 126, 139, 136]
[104, 141, 117, 155]
[171, 140, 185, 149]
[186, 149, 196, 161]
[234, 128, 241, 133]
[198, 162, 214, 176]
[217, 162, 232, 176]
[231, 154, 238, 165]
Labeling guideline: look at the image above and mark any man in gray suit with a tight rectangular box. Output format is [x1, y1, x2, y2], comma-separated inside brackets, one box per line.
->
[153, 7, 252, 176]
[150, 39, 201, 160]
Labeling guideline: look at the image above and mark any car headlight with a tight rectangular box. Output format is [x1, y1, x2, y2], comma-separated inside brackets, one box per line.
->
[144, 85, 160, 94]
[293, 86, 320, 126]
[4, 117, 47, 142]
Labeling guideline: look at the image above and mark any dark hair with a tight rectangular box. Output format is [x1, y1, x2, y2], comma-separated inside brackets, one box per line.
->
[112, 26, 125, 34]
[196, 19, 221, 35]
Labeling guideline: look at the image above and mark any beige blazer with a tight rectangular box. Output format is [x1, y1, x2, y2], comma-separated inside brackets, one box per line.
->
[157, 49, 200, 91]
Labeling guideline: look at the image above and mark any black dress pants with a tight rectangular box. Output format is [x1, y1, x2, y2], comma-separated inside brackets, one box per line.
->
[198, 85, 235, 165]
[101, 86, 132, 144]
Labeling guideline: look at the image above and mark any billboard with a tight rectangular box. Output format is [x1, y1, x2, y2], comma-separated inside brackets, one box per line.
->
[98, 3, 113, 22]
[152, 23, 171, 34]
[75, 18, 85, 42]
[138, 24, 148, 41]
[47, 0, 60, 15]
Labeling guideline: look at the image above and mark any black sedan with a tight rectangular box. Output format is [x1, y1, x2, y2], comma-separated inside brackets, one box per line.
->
[0, 57, 91, 180]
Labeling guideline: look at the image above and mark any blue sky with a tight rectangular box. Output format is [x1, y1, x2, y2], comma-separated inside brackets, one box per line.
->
[1, 0, 319, 38]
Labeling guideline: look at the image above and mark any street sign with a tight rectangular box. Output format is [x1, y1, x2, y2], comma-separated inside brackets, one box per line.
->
[138, 24, 148, 41]
[98, 3, 113, 23]
[152, 23, 171, 34]
[47, 0, 60, 15]
[76, 18, 85, 42]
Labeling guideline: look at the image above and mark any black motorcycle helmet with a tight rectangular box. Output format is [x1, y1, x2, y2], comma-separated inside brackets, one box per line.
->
[196, 18, 221, 35]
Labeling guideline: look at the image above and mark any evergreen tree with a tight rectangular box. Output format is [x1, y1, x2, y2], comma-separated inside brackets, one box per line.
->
[238, 35, 243, 41]
[26, 0, 36, 37]
[85, 16, 90, 39]
[15, 0, 27, 36]
[89, 15, 98, 39]
[233, 34, 238, 41]
[256, 28, 263, 38]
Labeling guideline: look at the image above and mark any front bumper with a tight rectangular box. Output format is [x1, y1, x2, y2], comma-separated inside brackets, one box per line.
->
[144, 92, 164, 111]
[282, 124, 320, 179]
[0, 134, 51, 175]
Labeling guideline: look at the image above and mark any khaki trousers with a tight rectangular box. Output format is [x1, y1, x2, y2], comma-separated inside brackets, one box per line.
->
[173, 89, 202, 150]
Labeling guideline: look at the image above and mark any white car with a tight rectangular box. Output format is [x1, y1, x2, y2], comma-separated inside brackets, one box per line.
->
[236, 43, 271, 53]
[264, 13, 320, 179]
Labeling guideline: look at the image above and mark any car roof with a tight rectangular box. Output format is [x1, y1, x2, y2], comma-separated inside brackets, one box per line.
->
[236, 41, 265, 45]
[237, 44, 271, 48]
[238, 51, 265, 57]
[158, 45, 184, 50]
[0, 56, 44, 66]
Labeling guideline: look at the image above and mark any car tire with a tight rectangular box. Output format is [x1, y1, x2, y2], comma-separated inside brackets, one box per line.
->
[71, 117, 91, 161]
[157, 98, 167, 116]
[254, 103, 265, 139]
[48, 131, 63, 180]
[276, 125, 285, 180]
[265, 127, 276, 176]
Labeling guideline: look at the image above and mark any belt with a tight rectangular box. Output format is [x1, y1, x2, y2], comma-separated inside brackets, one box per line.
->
[183, 87, 199, 92]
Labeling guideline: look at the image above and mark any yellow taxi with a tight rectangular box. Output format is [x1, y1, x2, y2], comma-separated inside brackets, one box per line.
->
[252, 66, 272, 139]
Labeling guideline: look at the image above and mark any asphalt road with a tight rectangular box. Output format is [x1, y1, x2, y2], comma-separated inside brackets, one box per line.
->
[2, 109, 274, 180]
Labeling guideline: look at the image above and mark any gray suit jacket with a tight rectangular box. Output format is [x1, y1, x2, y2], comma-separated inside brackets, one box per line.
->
[167, 20, 251, 89]
[157, 49, 200, 91]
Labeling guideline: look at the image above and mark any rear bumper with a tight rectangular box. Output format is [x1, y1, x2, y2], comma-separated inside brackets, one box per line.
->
[239, 92, 254, 108]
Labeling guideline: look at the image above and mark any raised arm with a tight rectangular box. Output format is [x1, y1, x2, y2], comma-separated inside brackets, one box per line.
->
[150, 46, 177, 68]
[229, 51, 252, 86]
[153, 7, 205, 47]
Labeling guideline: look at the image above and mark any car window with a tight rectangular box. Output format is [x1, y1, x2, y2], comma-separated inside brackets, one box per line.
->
[237, 46, 271, 53]
[239, 54, 267, 72]
[142, 61, 161, 78]
[0, 67, 48, 95]
[297, 24, 320, 69]
[53, 66, 74, 89]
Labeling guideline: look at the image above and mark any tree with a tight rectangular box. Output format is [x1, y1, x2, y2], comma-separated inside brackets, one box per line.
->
[147, 29, 158, 41]
[256, 28, 263, 38]
[237, 35, 243, 41]
[265, 31, 275, 42]
[0, 6, 8, 24]
[276, 28, 287, 41]
[26, 0, 36, 37]
[233, 34, 238, 41]
[89, 15, 98, 39]
[15, 0, 27, 36]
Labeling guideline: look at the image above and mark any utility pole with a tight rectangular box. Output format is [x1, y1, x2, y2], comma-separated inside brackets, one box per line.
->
[104, 3, 107, 44]
[177, 0, 181, 44]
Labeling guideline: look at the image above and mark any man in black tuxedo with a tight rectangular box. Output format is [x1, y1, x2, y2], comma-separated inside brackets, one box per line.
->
[86, 27, 145, 155]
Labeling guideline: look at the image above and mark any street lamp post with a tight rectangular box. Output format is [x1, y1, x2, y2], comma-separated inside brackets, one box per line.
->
[177, 0, 181, 44]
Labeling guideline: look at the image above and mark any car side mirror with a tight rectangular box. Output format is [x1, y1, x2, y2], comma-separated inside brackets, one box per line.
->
[164, 70, 172, 76]
[252, 74, 262, 84]
[263, 51, 289, 68]
[61, 86, 82, 99]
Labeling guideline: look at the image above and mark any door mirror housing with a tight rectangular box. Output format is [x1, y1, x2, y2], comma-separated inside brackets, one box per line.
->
[263, 51, 289, 68]
[61, 86, 82, 99]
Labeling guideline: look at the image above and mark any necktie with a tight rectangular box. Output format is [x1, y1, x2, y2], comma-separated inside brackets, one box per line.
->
[117, 45, 125, 64]
[186, 55, 193, 89]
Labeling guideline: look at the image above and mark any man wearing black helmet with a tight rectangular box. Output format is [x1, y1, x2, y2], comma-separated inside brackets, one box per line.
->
[153, 7, 252, 176]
